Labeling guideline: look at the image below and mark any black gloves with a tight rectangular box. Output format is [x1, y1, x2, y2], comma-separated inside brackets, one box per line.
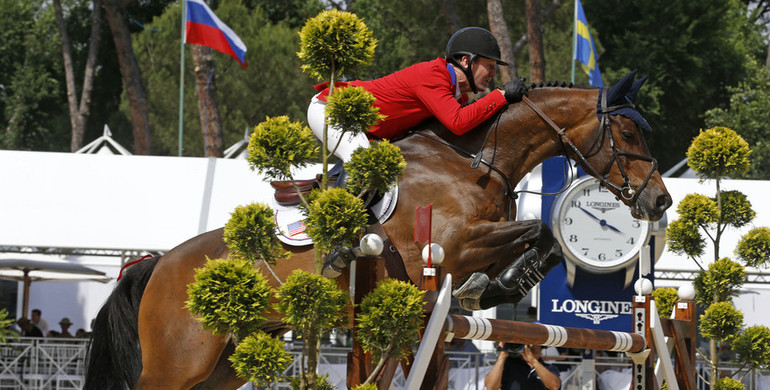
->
[500, 77, 528, 104]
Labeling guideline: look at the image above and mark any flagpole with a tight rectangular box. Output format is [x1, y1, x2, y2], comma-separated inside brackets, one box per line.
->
[178, 0, 186, 157]
[571, 0, 577, 84]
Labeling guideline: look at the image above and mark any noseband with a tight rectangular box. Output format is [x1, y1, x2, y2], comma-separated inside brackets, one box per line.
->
[521, 88, 657, 206]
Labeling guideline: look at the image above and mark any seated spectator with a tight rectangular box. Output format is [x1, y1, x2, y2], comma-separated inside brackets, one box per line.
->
[75, 328, 88, 338]
[17, 318, 44, 337]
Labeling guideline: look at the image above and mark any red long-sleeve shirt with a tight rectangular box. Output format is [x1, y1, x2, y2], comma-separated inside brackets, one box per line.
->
[314, 57, 508, 140]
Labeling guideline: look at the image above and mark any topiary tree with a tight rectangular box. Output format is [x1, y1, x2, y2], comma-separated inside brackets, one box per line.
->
[650, 287, 679, 319]
[0, 309, 18, 343]
[276, 270, 349, 390]
[356, 279, 426, 384]
[229, 331, 293, 387]
[297, 9, 378, 187]
[665, 126, 770, 387]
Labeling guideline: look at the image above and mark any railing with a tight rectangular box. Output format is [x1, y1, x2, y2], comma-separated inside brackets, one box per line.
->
[3, 339, 769, 390]
[1, 337, 87, 390]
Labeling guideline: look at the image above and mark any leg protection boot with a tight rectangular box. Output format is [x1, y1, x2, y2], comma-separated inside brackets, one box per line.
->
[322, 247, 356, 278]
[483, 247, 562, 300]
[452, 272, 490, 300]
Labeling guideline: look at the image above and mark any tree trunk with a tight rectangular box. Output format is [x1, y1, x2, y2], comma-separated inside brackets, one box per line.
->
[191, 45, 224, 157]
[526, 0, 546, 83]
[103, 0, 152, 154]
[487, 0, 517, 83]
[440, 0, 461, 35]
[766, 39, 770, 70]
[54, 0, 104, 152]
[512, 0, 565, 72]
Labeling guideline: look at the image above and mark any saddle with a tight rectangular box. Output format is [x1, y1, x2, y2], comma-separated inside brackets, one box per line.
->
[270, 177, 320, 206]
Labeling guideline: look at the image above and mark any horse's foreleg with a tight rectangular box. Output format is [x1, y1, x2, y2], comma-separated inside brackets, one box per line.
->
[449, 219, 562, 310]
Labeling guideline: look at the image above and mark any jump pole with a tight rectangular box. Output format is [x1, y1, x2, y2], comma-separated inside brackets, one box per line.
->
[444, 314, 645, 353]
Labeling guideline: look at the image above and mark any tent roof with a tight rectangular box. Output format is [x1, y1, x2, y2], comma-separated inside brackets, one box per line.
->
[0, 150, 319, 256]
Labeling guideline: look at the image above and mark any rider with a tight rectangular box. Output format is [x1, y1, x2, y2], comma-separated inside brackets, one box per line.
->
[306, 26, 528, 163]
[307, 27, 528, 278]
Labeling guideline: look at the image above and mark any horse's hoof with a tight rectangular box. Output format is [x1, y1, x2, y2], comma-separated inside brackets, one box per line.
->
[458, 298, 482, 311]
[452, 272, 489, 299]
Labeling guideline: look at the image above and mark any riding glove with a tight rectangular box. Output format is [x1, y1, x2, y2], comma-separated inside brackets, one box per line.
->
[500, 78, 528, 104]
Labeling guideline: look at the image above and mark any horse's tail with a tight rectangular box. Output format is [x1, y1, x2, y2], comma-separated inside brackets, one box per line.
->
[84, 255, 160, 390]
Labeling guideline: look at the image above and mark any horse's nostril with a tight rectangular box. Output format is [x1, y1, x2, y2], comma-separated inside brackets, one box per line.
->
[656, 194, 672, 209]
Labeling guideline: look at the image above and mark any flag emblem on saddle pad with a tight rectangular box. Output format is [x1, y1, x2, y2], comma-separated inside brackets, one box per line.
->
[287, 220, 307, 237]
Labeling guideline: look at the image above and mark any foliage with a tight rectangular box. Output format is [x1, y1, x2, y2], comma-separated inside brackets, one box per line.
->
[587, 0, 763, 171]
[357, 279, 425, 364]
[352, 384, 378, 390]
[297, 10, 377, 81]
[713, 377, 745, 390]
[704, 59, 770, 179]
[687, 127, 751, 179]
[692, 258, 746, 305]
[325, 86, 385, 136]
[247, 116, 317, 180]
[275, 270, 349, 339]
[735, 227, 770, 268]
[290, 375, 335, 390]
[665, 218, 706, 259]
[346, 140, 406, 197]
[223, 203, 288, 264]
[651, 287, 679, 318]
[676, 193, 720, 226]
[699, 301, 743, 342]
[0, 309, 18, 343]
[185, 257, 274, 340]
[230, 331, 292, 386]
[275, 270, 348, 389]
[732, 325, 770, 371]
[719, 190, 755, 228]
[304, 188, 368, 254]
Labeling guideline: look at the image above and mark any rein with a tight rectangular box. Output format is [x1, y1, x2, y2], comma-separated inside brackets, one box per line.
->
[521, 90, 657, 206]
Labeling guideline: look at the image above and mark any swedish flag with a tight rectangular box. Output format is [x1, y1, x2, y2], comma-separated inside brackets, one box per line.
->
[574, 0, 602, 87]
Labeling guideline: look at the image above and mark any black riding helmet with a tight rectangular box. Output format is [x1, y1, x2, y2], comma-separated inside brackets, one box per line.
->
[446, 27, 508, 93]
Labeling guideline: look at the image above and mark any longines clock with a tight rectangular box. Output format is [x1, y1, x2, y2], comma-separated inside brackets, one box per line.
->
[550, 176, 652, 287]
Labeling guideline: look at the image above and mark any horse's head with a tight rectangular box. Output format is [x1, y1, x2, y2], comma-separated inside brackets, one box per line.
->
[568, 71, 672, 221]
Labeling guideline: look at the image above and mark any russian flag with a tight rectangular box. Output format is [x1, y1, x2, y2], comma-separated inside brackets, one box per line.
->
[185, 0, 247, 68]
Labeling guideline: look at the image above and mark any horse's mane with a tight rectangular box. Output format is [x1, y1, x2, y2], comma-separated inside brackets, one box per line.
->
[526, 80, 593, 90]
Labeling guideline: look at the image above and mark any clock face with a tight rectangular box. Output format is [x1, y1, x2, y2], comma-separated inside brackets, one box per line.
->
[551, 177, 651, 273]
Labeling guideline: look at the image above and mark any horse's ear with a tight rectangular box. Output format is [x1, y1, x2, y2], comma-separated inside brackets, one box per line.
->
[606, 70, 638, 104]
[626, 75, 648, 102]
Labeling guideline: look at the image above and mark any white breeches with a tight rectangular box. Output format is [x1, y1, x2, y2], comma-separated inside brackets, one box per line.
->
[307, 93, 370, 163]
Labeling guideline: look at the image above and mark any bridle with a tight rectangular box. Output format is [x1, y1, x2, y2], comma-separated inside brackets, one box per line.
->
[521, 88, 658, 206]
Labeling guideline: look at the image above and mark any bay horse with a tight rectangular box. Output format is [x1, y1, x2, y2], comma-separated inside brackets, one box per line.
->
[84, 71, 672, 389]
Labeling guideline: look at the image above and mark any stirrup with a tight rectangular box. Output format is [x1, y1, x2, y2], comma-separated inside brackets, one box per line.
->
[321, 247, 355, 278]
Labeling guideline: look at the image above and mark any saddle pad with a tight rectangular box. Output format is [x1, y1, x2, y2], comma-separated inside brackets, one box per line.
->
[271, 185, 399, 247]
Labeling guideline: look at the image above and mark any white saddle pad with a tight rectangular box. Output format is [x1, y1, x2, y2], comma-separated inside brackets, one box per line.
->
[271, 185, 399, 247]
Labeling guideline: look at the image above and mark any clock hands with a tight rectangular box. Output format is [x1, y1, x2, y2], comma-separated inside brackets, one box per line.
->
[577, 206, 624, 234]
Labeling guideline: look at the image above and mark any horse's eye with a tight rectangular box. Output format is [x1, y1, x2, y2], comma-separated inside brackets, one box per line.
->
[621, 130, 634, 139]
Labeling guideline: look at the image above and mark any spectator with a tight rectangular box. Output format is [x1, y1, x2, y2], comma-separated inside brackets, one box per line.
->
[51, 317, 74, 338]
[75, 328, 88, 338]
[31, 308, 49, 336]
[485, 342, 561, 390]
[17, 318, 44, 337]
